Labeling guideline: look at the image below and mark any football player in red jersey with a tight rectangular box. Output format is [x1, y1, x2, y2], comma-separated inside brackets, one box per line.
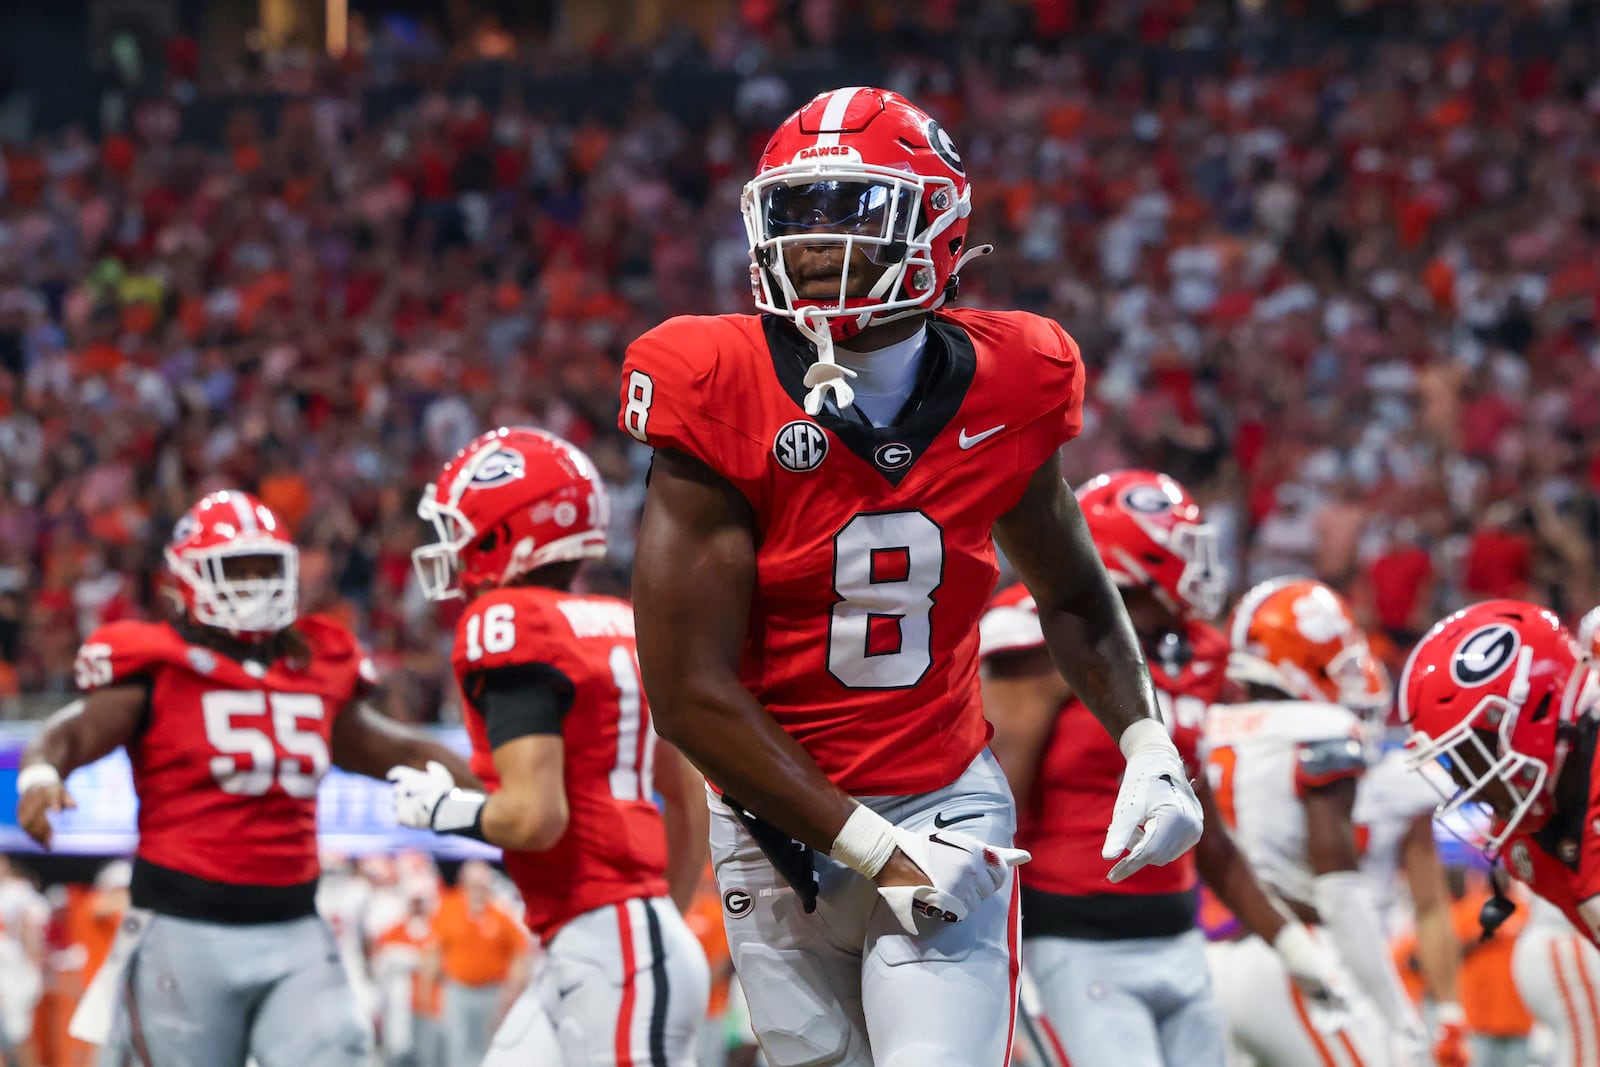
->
[981, 471, 1343, 1067]
[386, 427, 711, 1067]
[620, 86, 1203, 1066]
[1400, 600, 1600, 943]
[12, 490, 477, 1067]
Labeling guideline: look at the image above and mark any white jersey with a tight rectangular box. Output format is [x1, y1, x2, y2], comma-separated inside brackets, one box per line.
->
[316, 869, 377, 1014]
[1202, 699, 1367, 908]
[1353, 749, 1444, 928]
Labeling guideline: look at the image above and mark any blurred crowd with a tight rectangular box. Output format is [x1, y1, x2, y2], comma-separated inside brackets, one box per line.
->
[2, 0, 1600, 719]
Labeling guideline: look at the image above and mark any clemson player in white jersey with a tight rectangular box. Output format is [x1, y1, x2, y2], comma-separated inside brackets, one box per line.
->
[1203, 578, 1427, 1067]
[1351, 745, 1468, 1065]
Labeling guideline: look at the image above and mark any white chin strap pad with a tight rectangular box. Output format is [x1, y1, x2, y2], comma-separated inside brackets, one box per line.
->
[795, 307, 857, 415]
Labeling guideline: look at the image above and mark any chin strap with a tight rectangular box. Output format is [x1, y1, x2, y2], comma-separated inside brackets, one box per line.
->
[1480, 861, 1518, 940]
[953, 242, 994, 275]
[795, 306, 858, 415]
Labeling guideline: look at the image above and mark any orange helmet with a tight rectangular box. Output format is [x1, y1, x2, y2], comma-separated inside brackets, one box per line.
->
[1579, 606, 1600, 662]
[1226, 577, 1391, 716]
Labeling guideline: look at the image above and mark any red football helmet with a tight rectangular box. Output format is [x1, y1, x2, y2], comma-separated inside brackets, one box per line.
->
[165, 490, 299, 635]
[413, 427, 608, 601]
[1075, 470, 1226, 620]
[1226, 577, 1391, 716]
[743, 87, 974, 339]
[1399, 599, 1596, 853]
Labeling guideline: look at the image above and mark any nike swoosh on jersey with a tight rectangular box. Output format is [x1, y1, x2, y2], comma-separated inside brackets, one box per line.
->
[932, 811, 982, 829]
[957, 424, 1005, 449]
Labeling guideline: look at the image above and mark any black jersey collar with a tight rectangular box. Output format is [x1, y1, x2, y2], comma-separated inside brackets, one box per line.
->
[761, 314, 976, 487]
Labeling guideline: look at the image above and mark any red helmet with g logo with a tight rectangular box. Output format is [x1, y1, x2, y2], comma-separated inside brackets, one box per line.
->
[413, 427, 609, 601]
[743, 86, 975, 341]
[1399, 599, 1594, 853]
[1074, 470, 1226, 620]
[165, 490, 298, 635]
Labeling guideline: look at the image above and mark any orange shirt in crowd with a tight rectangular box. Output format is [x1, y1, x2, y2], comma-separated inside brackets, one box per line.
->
[1453, 893, 1533, 1038]
[683, 869, 732, 1017]
[431, 891, 526, 988]
[376, 917, 442, 1018]
[1392, 889, 1533, 1039]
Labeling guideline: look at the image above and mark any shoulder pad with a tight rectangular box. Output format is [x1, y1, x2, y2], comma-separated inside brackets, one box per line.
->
[1372, 750, 1443, 815]
[620, 315, 746, 456]
[75, 621, 184, 691]
[292, 614, 374, 700]
[1262, 700, 1364, 745]
[452, 588, 561, 677]
[1295, 737, 1367, 792]
[296, 615, 360, 663]
[941, 309, 1085, 442]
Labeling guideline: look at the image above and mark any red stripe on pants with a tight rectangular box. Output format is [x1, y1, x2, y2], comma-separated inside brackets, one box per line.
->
[1003, 875, 1021, 1066]
[615, 902, 639, 1067]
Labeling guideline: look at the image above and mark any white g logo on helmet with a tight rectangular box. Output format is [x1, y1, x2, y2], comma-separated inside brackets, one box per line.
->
[468, 448, 525, 488]
[1450, 624, 1521, 688]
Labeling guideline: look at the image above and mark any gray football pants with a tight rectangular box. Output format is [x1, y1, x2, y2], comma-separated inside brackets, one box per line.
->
[97, 913, 372, 1067]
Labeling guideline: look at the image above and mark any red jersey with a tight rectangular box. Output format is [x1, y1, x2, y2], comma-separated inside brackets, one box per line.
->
[980, 583, 1227, 897]
[1499, 737, 1600, 945]
[451, 587, 668, 939]
[621, 310, 1083, 795]
[74, 617, 370, 886]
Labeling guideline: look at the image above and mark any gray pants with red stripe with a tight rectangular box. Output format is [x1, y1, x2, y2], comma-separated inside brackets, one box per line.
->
[711, 751, 1022, 1067]
[483, 896, 710, 1067]
[97, 913, 372, 1067]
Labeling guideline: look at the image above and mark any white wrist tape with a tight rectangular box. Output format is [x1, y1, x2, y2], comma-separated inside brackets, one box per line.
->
[17, 764, 62, 794]
[830, 804, 899, 878]
[1272, 921, 1318, 966]
[431, 790, 487, 835]
[1119, 717, 1175, 759]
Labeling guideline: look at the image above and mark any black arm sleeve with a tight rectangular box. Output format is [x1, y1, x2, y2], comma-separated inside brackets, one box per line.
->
[467, 663, 577, 751]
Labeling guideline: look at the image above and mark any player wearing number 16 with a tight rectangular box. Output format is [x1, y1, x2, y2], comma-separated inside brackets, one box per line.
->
[620, 85, 1203, 1067]
[391, 426, 710, 1067]
[13, 490, 479, 1067]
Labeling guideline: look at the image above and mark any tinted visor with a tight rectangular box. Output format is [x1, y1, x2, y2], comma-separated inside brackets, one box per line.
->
[762, 181, 915, 240]
[220, 553, 288, 582]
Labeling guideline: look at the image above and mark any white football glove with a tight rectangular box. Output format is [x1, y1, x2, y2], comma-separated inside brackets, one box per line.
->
[1102, 719, 1203, 882]
[1273, 922, 1351, 1033]
[387, 761, 486, 836]
[876, 826, 1030, 934]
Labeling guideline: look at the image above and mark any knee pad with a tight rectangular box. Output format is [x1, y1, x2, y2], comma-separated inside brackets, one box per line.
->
[733, 943, 864, 1067]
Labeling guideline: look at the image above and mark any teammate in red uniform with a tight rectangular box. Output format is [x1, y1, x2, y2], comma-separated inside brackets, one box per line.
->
[620, 86, 1203, 1066]
[13, 490, 476, 1067]
[980, 471, 1341, 1067]
[386, 427, 711, 1066]
[1401, 599, 1600, 943]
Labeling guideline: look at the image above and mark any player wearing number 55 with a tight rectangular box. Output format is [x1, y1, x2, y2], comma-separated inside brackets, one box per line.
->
[14, 489, 478, 1067]
[390, 426, 711, 1067]
[619, 85, 1203, 1067]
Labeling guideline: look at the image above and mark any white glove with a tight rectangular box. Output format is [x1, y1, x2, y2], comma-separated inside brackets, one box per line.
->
[876, 826, 1030, 934]
[386, 761, 486, 836]
[1273, 921, 1351, 1033]
[1102, 719, 1203, 882]
[1390, 1025, 1433, 1067]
